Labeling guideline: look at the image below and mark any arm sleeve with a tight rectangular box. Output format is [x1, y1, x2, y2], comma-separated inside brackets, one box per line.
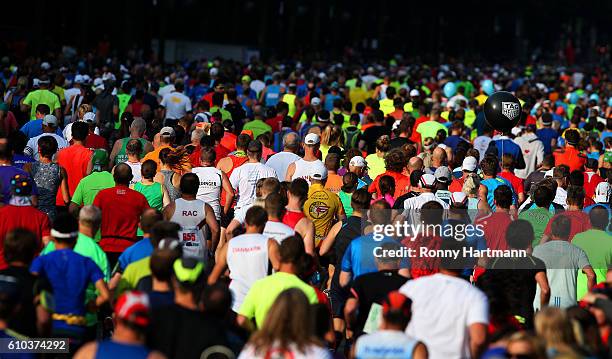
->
[87, 258, 104, 284]
[185, 98, 192, 112]
[40, 214, 51, 238]
[72, 183, 84, 205]
[577, 247, 592, 270]
[467, 291, 490, 325]
[30, 256, 43, 275]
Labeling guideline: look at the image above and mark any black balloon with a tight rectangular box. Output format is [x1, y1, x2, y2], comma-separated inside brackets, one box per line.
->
[484, 91, 522, 132]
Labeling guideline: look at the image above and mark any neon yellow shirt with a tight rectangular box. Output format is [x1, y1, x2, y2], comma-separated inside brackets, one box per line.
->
[239, 272, 318, 328]
[23, 89, 61, 120]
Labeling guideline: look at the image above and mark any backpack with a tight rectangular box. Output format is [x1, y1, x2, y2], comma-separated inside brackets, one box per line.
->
[343, 126, 361, 149]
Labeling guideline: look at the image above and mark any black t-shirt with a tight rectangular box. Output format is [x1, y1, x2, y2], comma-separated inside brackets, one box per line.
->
[148, 304, 230, 358]
[349, 270, 408, 335]
[0, 266, 37, 337]
[477, 255, 546, 327]
[524, 169, 547, 193]
[92, 91, 119, 128]
[392, 191, 419, 210]
[389, 137, 412, 150]
[362, 125, 391, 154]
[333, 215, 368, 266]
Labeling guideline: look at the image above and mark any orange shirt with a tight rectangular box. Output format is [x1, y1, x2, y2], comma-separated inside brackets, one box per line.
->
[221, 132, 237, 151]
[324, 173, 343, 194]
[141, 144, 171, 171]
[56, 144, 92, 205]
[368, 170, 410, 199]
[553, 146, 586, 172]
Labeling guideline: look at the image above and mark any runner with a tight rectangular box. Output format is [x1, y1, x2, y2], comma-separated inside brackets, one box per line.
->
[286, 133, 324, 184]
[192, 146, 234, 221]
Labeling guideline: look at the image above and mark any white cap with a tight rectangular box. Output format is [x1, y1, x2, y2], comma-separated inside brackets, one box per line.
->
[82, 112, 96, 124]
[595, 182, 610, 203]
[450, 192, 468, 204]
[419, 174, 436, 188]
[309, 162, 328, 181]
[42, 114, 58, 127]
[93, 78, 103, 87]
[304, 133, 320, 145]
[82, 74, 91, 83]
[160, 127, 176, 137]
[462, 156, 478, 172]
[511, 127, 522, 137]
[349, 156, 366, 167]
[40, 62, 51, 70]
[311, 97, 321, 106]
[437, 143, 448, 150]
[209, 67, 219, 77]
[74, 75, 84, 84]
[409, 89, 420, 97]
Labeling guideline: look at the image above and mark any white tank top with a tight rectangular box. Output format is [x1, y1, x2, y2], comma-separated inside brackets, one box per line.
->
[192, 166, 222, 220]
[171, 198, 207, 260]
[263, 221, 295, 244]
[226, 233, 270, 312]
[291, 158, 324, 185]
[124, 160, 142, 186]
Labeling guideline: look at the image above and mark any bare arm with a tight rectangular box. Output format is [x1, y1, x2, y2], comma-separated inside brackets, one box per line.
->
[162, 186, 170, 208]
[583, 266, 596, 291]
[468, 323, 487, 359]
[207, 243, 228, 284]
[339, 271, 352, 288]
[204, 204, 220, 253]
[225, 219, 241, 242]
[320, 221, 342, 256]
[268, 239, 280, 271]
[94, 279, 110, 307]
[74, 342, 97, 359]
[60, 167, 70, 204]
[221, 172, 234, 215]
[412, 343, 428, 359]
[535, 271, 550, 307]
[109, 139, 122, 165]
[162, 201, 175, 221]
[285, 162, 296, 182]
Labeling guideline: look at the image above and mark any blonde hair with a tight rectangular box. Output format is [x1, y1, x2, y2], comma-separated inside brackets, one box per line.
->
[77, 104, 92, 120]
[320, 125, 343, 148]
[249, 288, 320, 355]
[534, 307, 577, 355]
[506, 331, 547, 359]
[462, 173, 481, 196]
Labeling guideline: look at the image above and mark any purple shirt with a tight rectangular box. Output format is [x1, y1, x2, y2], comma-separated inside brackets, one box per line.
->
[0, 165, 38, 203]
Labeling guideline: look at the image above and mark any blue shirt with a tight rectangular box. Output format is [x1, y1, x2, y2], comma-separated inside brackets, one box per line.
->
[95, 340, 149, 359]
[19, 119, 63, 139]
[341, 234, 409, 279]
[536, 128, 558, 155]
[11, 155, 35, 170]
[444, 135, 468, 152]
[481, 177, 514, 211]
[117, 237, 154, 273]
[492, 138, 524, 166]
[30, 249, 103, 332]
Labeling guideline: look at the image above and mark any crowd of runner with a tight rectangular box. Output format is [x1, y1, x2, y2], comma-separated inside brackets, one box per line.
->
[0, 53, 610, 359]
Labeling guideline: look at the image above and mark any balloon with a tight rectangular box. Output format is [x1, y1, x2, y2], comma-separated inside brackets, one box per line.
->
[589, 93, 599, 102]
[569, 92, 579, 104]
[443, 82, 457, 98]
[482, 79, 494, 96]
[484, 91, 522, 132]
[608, 97, 612, 107]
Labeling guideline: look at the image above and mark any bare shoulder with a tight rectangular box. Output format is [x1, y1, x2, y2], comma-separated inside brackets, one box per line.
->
[74, 341, 97, 359]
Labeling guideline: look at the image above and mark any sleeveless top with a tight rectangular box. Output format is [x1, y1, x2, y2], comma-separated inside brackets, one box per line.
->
[133, 182, 163, 211]
[282, 93, 297, 116]
[31, 162, 61, 219]
[467, 197, 479, 222]
[264, 84, 281, 107]
[192, 166, 222, 220]
[220, 154, 248, 207]
[263, 220, 295, 244]
[115, 137, 148, 164]
[482, 177, 511, 211]
[226, 233, 270, 312]
[125, 160, 142, 186]
[171, 198, 207, 260]
[339, 190, 353, 217]
[161, 169, 181, 202]
[282, 209, 305, 229]
[291, 158, 324, 185]
[95, 340, 149, 359]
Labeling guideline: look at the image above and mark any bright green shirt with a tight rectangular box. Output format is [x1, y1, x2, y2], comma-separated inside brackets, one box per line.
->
[210, 106, 232, 121]
[239, 272, 318, 328]
[519, 207, 555, 248]
[415, 121, 448, 143]
[41, 233, 109, 326]
[243, 119, 272, 139]
[116, 256, 151, 297]
[365, 153, 386, 180]
[23, 89, 61, 120]
[572, 229, 612, 299]
[71, 171, 115, 206]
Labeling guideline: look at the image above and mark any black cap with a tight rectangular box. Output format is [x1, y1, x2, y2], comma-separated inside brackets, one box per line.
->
[247, 140, 262, 153]
[565, 129, 580, 146]
[541, 113, 553, 126]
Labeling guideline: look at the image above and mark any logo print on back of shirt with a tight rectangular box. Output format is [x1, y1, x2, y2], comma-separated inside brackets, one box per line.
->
[308, 201, 330, 219]
[501, 102, 520, 121]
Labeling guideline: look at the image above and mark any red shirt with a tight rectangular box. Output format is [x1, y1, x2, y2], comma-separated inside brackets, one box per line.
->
[56, 144, 92, 205]
[544, 211, 592, 242]
[475, 211, 514, 251]
[409, 116, 430, 143]
[584, 171, 604, 199]
[369, 171, 410, 199]
[282, 210, 305, 229]
[402, 235, 441, 279]
[449, 177, 465, 192]
[93, 185, 150, 253]
[188, 143, 230, 167]
[553, 146, 587, 172]
[498, 171, 525, 195]
[85, 134, 108, 151]
[220, 133, 237, 152]
[265, 115, 283, 133]
[0, 205, 49, 269]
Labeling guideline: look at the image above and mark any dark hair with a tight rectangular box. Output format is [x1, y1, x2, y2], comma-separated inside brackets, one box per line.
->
[201, 282, 232, 319]
[140, 209, 162, 234]
[150, 221, 181, 246]
[379, 175, 395, 197]
[265, 193, 287, 219]
[141, 159, 157, 180]
[324, 153, 340, 172]
[421, 201, 444, 227]
[288, 178, 309, 202]
[245, 206, 268, 228]
[569, 170, 585, 186]
[551, 215, 571, 240]
[480, 156, 498, 176]
[126, 139, 143, 156]
[351, 188, 371, 210]
[3, 229, 38, 265]
[200, 146, 216, 164]
[493, 185, 513, 209]
[180, 173, 199, 196]
[341, 172, 358, 193]
[566, 185, 585, 207]
[589, 206, 608, 230]
[385, 148, 408, 173]
[113, 163, 133, 185]
[35, 104, 50, 115]
[52, 212, 79, 245]
[279, 235, 305, 265]
[533, 185, 553, 208]
[236, 134, 251, 151]
[210, 122, 225, 142]
[37, 135, 58, 158]
[150, 248, 181, 282]
[506, 220, 534, 249]
[370, 200, 391, 225]
[71, 121, 89, 142]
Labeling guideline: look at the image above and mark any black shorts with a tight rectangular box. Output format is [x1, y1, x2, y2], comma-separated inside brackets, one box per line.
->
[329, 279, 349, 318]
[220, 208, 234, 229]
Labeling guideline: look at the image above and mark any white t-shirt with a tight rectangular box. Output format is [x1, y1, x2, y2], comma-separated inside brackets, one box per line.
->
[555, 187, 568, 209]
[250, 80, 266, 96]
[263, 221, 295, 244]
[473, 135, 492, 161]
[24, 133, 68, 160]
[238, 343, 331, 359]
[265, 151, 300, 181]
[227, 233, 270, 312]
[400, 273, 489, 359]
[355, 330, 419, 359]
[160, 91, 192, 120]
[125, 160, 142, 186]
[192, 166, 223, 220]
[229, 162, 277, 210]
[403, 192, 450, 225]
[64, 87, 81, 107]
[63, 122, 100, 143]
[514, 133, 545, 179]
